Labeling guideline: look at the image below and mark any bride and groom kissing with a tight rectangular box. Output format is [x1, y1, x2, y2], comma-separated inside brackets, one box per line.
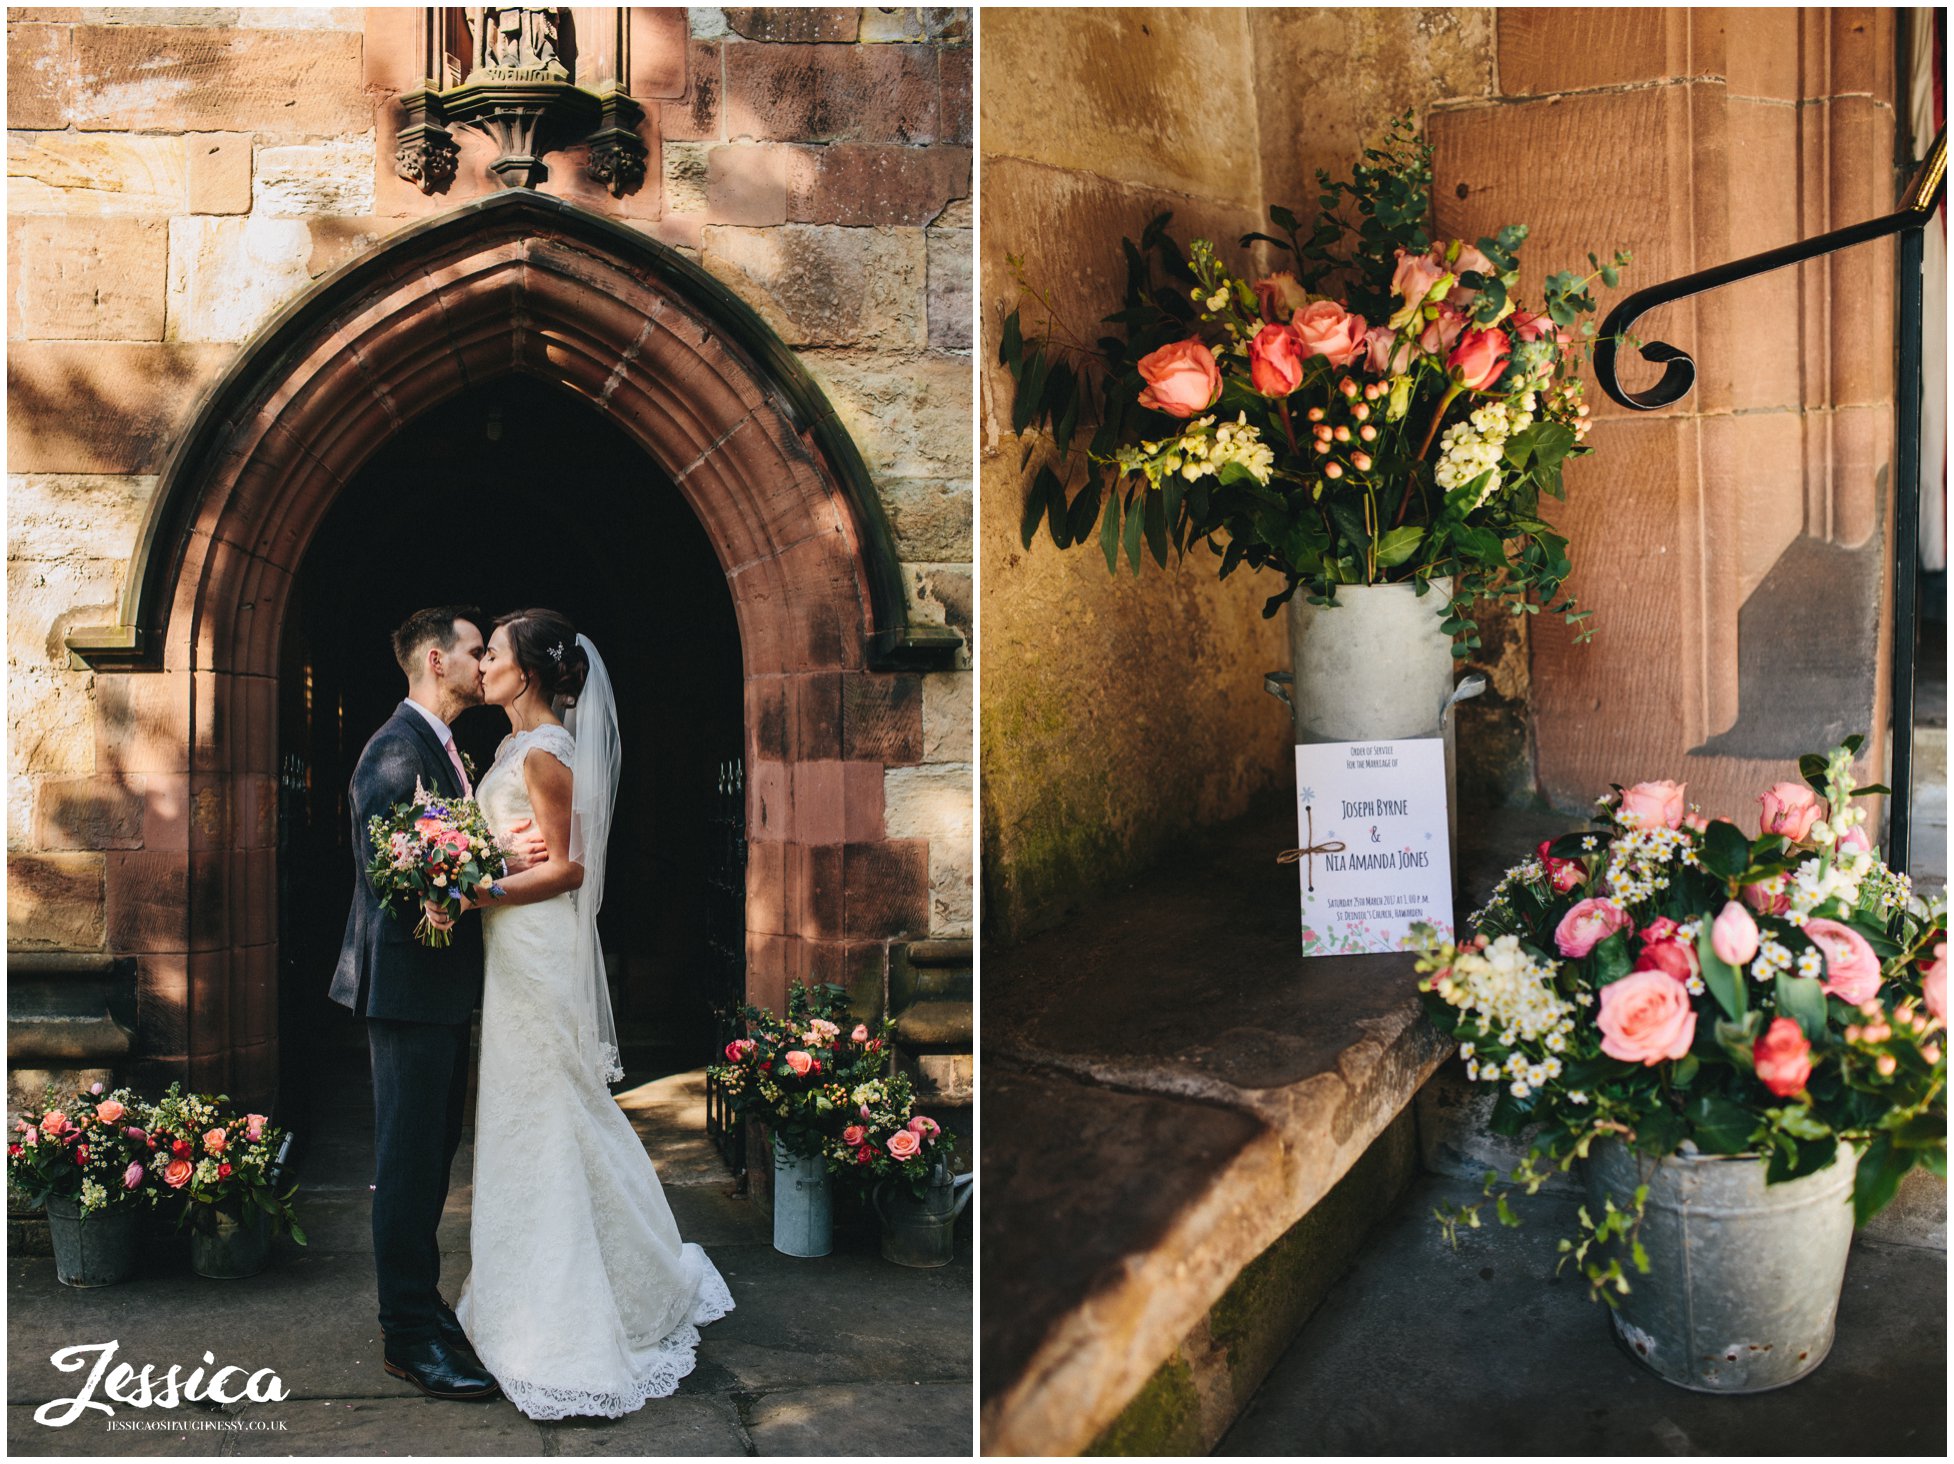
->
[328, 605, 732, 1419]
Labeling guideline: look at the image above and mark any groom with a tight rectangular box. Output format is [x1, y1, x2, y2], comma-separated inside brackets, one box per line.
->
[329, 606, 545, 1401]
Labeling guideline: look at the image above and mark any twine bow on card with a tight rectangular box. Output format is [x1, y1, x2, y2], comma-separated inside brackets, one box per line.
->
[1277, 805, 1346, 893]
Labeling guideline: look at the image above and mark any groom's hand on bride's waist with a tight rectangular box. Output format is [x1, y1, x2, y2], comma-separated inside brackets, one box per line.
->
[501, 818, 552, 874]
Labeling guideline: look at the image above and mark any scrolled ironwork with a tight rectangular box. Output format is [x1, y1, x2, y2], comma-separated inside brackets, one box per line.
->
[1595, 129, 1945, 412]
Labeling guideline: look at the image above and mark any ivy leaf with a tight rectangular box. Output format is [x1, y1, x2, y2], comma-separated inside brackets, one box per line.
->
[1687, 1092, 1760, 1155]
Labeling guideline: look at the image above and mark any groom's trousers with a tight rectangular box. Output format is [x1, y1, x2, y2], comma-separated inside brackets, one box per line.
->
[367, 1016, 472, 1343]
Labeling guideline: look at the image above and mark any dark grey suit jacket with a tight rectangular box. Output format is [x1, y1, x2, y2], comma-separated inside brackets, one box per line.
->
[328, 701, 484, 1024]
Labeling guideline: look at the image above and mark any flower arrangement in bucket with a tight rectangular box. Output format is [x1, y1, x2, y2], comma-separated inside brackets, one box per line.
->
[144, 1085, 305, 1277]
[708, 982, 894, 1160]
[8, 1082, 157, 1286]
[826, 1067, 968, 1269]
[1414, 739, 1945, 1391]
[998, 113, 1630, 645]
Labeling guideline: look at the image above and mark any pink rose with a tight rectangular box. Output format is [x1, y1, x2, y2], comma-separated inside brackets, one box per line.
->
[90, 1082, 104, 1096]
[1447, 326, 1511, 391]
[1639, 917, 1679, 945]
[1248, 322, 1306, 397]
[1742, 881, 1789, 917]
[95, 1099, 124, 1125]
[1419, 304, 1466, 355]
[1922, 942, 1945, 1023]
[1634, 938, 1698, 984]
[244, 1114, 266, 1143]
[1364, 325, 1411, 376]
[907, 1115, 941, 1140]
[1391, 246, 1447, 306]
[1758, 781, 1824, 841]
[163, 1158, 193, 1189]
[1290, 300, 1368, 369]
[1596, 969, 1698, 1065]
[1136, 339, 1221, 418]
[886, 1130, 922, 1161]
[1711, 901, 1760, 967]
[1804, 918, 1882, 1005]
[1443, 243, 1495, 306]
[1535, 840, 1585, 893]
[1508, 308, 1573, 347]
[1839, 825, 1872, 855]
[782, 1050, 814, 1077]
[1555, 897, 1632, 959]
[203, 1127, 227, 1155]
[122, 1162, 145, 1190]
[1753, 1017, 1813, 1098]
[1252, 271, 1310, 323]
[841, 1124, 867, 1147]
[22, 1127, 38, 1146]
[850, 1024, 869, 1043]
[1618, 780, 1687, 830]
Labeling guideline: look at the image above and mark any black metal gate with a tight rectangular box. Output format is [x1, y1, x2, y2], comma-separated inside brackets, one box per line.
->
[703, 757, 748, 1184]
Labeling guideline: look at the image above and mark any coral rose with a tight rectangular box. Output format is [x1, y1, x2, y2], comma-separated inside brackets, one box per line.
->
[1597, 970, 1698, 1065]
[1252, 271, 1310, 323]
[1753, 1017, 1814, 1098]
[1923, 942, 1946, 1024]
[1711, 901, 1760, 967]
[841, 1125, 867, 1147]
[886, 1130, 922, 1161]
[95, 1099, 125, 1125]
[782, 1050, 814, 1077]
[1618, 780, 1687, 830]
[163, 1158, 193, 1189]
[1759, 781, 1824, 841]
[1804, 918, 1883, 1005]
[1136, 339, 1221, 418]
[1444, 243, 1496, 306]
[1555, 897, 1632, 959]
[1290, 300, 1368, 368]
[1249, 322, 1306, 397]
[41, 1111, 69, 1138]
[203, 1128, 227, 1155]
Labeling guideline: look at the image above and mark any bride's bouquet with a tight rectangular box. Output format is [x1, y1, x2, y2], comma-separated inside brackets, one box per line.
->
[364, 779, 507, 947]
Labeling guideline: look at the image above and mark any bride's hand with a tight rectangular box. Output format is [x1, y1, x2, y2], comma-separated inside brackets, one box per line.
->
[501, 818, 551, 873]
[421, 897, 456, 932]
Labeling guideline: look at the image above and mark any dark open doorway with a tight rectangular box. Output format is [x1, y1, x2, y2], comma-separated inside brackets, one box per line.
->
[274, 376, 744, 1140]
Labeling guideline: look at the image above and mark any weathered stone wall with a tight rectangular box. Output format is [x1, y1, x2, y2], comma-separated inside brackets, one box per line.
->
[1431, 8, 1902, 822]
[979, 9, 1501, 944]
[7, 7, 974, 962]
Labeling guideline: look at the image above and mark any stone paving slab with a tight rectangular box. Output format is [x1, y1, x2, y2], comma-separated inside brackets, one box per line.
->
[980, 802, 1580, 1454]
[745, 1380, 971, 1455]
[1220, 1174, 1948, 1457]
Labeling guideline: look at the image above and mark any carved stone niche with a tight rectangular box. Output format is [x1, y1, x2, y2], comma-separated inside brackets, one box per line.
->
[395, 7, 650, 195]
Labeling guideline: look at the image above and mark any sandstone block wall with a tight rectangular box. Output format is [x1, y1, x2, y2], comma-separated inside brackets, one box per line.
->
[7, 7, 973, 958]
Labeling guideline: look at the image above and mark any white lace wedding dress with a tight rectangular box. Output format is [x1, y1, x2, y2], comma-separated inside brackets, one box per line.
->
[454, 724, 734, 1421]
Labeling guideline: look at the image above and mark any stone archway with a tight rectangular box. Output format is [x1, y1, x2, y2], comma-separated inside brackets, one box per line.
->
[76, 190, 953, 1110]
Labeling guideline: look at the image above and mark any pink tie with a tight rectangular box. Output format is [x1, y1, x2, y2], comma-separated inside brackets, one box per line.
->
[445, 736, 472, 797]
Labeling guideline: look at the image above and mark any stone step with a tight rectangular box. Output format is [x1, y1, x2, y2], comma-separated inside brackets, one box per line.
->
[980, 804, 1560, 1456]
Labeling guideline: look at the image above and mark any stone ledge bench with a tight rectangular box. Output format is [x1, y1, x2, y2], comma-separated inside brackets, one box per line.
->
[981, 803, 1565, 1455]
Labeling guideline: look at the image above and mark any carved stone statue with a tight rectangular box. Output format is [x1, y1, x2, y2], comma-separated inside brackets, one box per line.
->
[465, 6, 564, 77]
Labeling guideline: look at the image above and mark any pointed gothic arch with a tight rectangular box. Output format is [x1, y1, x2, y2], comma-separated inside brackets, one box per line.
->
[78, 190, 953, 1108]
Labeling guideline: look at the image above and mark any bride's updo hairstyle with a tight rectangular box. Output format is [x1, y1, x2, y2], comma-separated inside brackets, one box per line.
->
[494, 608, 590, 709]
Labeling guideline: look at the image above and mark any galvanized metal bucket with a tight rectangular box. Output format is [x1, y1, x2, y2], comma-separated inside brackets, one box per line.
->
[771, 1137, 833, 1258]
[1264, 577, 1480, 858]
[44, 1192, 142, 1287]
[873, 1162, 974, 1268]
[1586, 1139, 1859, 1392]
[189, 1202, 273, 1280]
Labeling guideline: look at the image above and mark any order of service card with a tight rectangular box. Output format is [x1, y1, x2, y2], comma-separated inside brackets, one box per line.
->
[1292, 739, 1454, 956]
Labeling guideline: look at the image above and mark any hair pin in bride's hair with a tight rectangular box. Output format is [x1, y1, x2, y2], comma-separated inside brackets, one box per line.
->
[548, 641, 564, 664]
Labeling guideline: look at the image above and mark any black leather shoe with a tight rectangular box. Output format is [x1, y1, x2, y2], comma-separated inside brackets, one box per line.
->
[433, 1305, 480, 1360]
[382, 1335, 501, 1401]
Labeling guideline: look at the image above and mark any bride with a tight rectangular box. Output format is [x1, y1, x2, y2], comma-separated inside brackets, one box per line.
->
[431, 606, 733, 1420]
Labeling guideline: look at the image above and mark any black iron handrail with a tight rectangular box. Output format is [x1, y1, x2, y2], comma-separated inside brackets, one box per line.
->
[1594, 130, 1946, 877]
